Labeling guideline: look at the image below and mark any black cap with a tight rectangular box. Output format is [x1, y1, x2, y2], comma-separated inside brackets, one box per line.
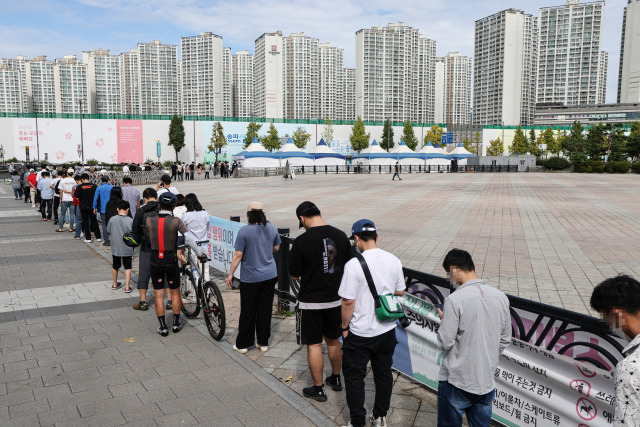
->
[158, 192, 177, 208]
[295, 201, 319, 229]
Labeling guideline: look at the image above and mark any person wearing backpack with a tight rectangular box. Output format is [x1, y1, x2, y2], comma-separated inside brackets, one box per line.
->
[338, 219, 406, 427]
[131, 187, 159, 311]
[50, 171, 63, 224]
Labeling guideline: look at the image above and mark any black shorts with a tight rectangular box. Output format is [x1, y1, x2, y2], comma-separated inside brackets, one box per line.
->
[299, 306, 342, 345]
[112, 256, 132, 270]
[150, 251, 180, 290]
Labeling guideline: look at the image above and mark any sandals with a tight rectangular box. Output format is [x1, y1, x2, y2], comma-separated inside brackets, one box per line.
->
[124, 287, 132, 293]
[112, 282, 122, 290]
[55, 229, 64, 232]
[69, 228, 75, 232]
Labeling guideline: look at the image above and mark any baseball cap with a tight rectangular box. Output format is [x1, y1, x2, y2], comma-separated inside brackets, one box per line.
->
[350, 219, 377, 240]
[247, 201, 263, 211]
[158, 191, 177, 207]
[67, 168, 74, 174]
[295, 201, 319, 228]
[29, 168, 34, 172]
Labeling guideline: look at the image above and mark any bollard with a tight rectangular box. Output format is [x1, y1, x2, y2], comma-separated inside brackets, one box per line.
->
[325, 165, 327, 174]
[230, 216, 240, 222]
[313, 165, 316, 174]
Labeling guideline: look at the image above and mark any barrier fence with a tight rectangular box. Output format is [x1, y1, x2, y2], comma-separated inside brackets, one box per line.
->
[237, 164, 520, 177]
[205, 216, 623, 426]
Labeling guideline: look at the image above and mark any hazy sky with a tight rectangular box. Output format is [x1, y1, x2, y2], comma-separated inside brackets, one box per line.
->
[0, 0, 628, 103]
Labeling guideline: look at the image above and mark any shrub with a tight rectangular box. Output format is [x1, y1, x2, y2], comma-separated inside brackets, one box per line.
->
[632, 162, 640, 174]
[536, 158, 546, 167]
[587, 160, 604, 173]
[604, 161, 630, 174]
[5, 157, 19, 163]
[162, 160, 173, 168]
[544, 157, 570, 170]
[86, 159, 99, 166]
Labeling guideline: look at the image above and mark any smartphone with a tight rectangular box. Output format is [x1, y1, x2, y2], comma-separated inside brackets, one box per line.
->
[435, 304, 444, 312]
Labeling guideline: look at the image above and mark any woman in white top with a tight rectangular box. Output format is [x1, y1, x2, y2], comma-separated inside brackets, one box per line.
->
[182, 193, 211, 281]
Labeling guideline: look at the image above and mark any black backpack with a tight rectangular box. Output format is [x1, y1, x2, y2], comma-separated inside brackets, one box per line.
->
[54, 179, 61, 195]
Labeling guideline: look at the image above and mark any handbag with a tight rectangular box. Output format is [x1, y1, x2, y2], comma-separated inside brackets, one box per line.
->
[355, 253, 405, 322]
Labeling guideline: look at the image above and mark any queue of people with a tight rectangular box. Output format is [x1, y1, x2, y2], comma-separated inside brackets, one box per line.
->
[169, 160, 237, 181]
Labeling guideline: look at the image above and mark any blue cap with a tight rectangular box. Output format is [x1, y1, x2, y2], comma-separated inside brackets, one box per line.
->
[350, 219, 377, 239]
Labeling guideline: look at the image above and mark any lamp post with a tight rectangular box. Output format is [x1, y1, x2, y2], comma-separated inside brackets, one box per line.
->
[35, 112, 40, 162]
[0, 144, 4, 165]
[77, 99, 85, 164]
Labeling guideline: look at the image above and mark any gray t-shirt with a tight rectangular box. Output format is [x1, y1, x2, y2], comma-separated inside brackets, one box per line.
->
[234, 223, 281, 283]
[107, 215, 134, 257]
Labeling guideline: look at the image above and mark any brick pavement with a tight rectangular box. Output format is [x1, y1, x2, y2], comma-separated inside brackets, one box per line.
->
[0, 184, 332, 427]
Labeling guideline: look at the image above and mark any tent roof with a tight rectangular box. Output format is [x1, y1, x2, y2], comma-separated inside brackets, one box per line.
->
[391, 139, 417, 154]
[450, 143, 475, 158]
[359, 139, 388, 154]
[244, 137, 269, 152]
[418, 141, 451, 158]
[307, 138, 346, 159]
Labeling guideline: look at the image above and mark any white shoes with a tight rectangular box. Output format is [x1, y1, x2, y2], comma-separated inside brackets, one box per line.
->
[233, 344, 248, 354]
[84, 239, 91, 243]
[95, 238, 103, 242]
[370, 415, 388, 427]
[258, 345, 269, 352]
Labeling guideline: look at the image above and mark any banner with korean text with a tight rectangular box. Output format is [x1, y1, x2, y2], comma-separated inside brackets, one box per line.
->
[393, 294, 616, 426]
[207, 216, 245, 279]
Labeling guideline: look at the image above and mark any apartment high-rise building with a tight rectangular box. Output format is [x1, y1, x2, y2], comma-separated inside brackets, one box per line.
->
[344, 68, 356, 121]
[474, 9, 538, 126]
[318, 43, 344, 121]
[222, 47, 232, 117]
[619, 0, 640, 103]
[254, 31, 284, 119]
[53, 55, 87, 114]
[444, 52, 472, 125]
[137, 40, 178, 115]
[26, 56, 56, 114]
[232, 50, 254, 118]
[355, 23, 436, 123]
[180, 33, 223, 117]
[282, 33, 319, 120]
[119, 49, 139, 115]
[0, 64, 23, 113]
[538, 0, 607, 106]
[598, 51, 608, 103]
[1, 56, 30, 112]
[434, 58, 445, 124]
[83, 50, 121, 115]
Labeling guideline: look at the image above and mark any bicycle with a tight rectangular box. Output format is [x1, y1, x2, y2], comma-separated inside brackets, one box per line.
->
[179, 241, 226, 341]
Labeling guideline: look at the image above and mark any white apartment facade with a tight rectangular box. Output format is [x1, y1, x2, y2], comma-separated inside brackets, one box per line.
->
[318, 43, 344, 121]
[137, 40, 178, 115]
[0, 64, 23, 113]
[26, 57, 56, 114]
[1, 56, 30, 113]
[355, 23, 436, 123]
[83, 50, 121, 115]
[474, 9, 538, 126]
[344, 68, 356, 121]
[538, 0, 607, 106]
[444, 52, 472, 125]
[283, 33, 319, 120]
[619, 0, 640, 103]
[232, 50, 254, 118]
[434, 58, 445, 124]
[119, 49, 139, 115]
[180, 33, 223, 117]
[53, 55, 88, 114]
[222, 47, 232, 118]
[254, 31, 284, 119]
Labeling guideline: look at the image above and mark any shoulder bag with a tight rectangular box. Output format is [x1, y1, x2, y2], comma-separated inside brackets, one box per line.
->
[355, 253, 405, 322]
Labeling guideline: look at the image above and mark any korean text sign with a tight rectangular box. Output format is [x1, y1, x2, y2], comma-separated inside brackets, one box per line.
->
[207, 216, 245, 279]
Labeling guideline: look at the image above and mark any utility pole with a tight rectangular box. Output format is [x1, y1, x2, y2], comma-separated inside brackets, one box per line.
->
[78, 99, 84, 164]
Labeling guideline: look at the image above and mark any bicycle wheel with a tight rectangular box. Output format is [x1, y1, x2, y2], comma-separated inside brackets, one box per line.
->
[180, 266, 200, 318]
[3, 177, 11, 185]
[202, 281, 226, 341]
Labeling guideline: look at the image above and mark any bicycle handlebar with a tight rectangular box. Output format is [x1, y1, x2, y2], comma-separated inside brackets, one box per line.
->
[196, 240, 209, 245]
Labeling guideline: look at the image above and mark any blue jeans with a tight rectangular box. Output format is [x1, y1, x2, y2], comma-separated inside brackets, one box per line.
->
[60, 201, 75, 228]
[100, 213, 109, 243]
[13, 188, 23, 198]
[437, 381, 495, 427]
[74, 206, 83, 237]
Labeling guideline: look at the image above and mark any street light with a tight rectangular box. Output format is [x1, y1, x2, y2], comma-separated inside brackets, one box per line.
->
[0, 144, 4, 165]
[77, 99, 85, 164]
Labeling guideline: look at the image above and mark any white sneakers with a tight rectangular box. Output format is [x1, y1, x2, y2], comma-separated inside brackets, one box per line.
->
[258, 345, 269, 352]
[342, 414, 388, 427]
[232, 344, 248, 354]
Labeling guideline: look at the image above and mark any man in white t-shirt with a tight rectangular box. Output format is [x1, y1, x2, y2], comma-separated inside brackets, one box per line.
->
[156, 174, 179, 197]
[57, 169, 77, 232]
[338, 219, 405, 427]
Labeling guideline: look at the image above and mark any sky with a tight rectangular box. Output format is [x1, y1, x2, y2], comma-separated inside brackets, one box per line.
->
[0, 0, 629, 103]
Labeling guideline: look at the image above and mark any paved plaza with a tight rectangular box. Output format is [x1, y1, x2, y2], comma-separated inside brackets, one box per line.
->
[1, 171, 639, 426]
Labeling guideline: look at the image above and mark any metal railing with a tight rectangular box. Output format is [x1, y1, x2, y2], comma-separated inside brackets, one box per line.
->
[274, 233, 625, 370]
[237, 164, 520, 177]
[87, 170, 165, 186]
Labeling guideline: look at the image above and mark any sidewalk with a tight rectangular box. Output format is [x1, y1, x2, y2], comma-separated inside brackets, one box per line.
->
[0, 185, 332, 427]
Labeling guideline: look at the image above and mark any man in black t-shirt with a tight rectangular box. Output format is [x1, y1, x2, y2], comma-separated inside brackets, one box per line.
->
[289, 201, 352, 402]
[74, 173, 102, 242]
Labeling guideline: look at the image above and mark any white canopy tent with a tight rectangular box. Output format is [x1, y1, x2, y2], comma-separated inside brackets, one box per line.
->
[274, 138, 315, 166]
[233, 137, 280, 168]
[389, 140, 424, 165]
[307, 138, 345, 166]
[449, 143, 476, 166]
[418, 141, 452, 166]
[352, 140, 395, 165]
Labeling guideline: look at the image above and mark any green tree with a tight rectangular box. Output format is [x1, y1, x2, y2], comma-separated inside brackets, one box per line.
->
[626, 121, 640, 161]
[424, 124, 443, 146]
[544, 127, 560, 156]
[528, 127, 537, 153]
[291, 126, 311, 149]
[473, 131, 482, 156]
[321, 118, 334, 144]
[349, 115, 370, 153]
[486, 138, 504, 156]
[168, 114, 185, 162]
[462, 138, 476, 155]
[243, 122, 262, 148]
[509, 125, 528, 155]
[381, 119, 394, 152]
[564, 121, 587, 165]
[586, 123, 606, 161]
[207, 121, 227, 162]
[556, 129, 568, 156]
[604, 123, 627, 162]
[402, 118, 418, 150]
[261, 122, 281, 152]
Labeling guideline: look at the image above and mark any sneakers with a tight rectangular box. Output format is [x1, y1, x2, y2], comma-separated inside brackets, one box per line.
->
[232, 344, 248, 354]
[165, 300, 172, 310]
[369, 415, 388, 427]
[133, 301, 149, 311]
[84, 239, 91, 243]
[325, 374, 343, 391]
[103, 242, 110, 246]
[157, 326, 168, 337]
[172, 324, 183, 333]
[95, 238, 103, 242]
[303, 386, 328, 402]
[74, 236, 80, 240]
[258, 345, 269, 352]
